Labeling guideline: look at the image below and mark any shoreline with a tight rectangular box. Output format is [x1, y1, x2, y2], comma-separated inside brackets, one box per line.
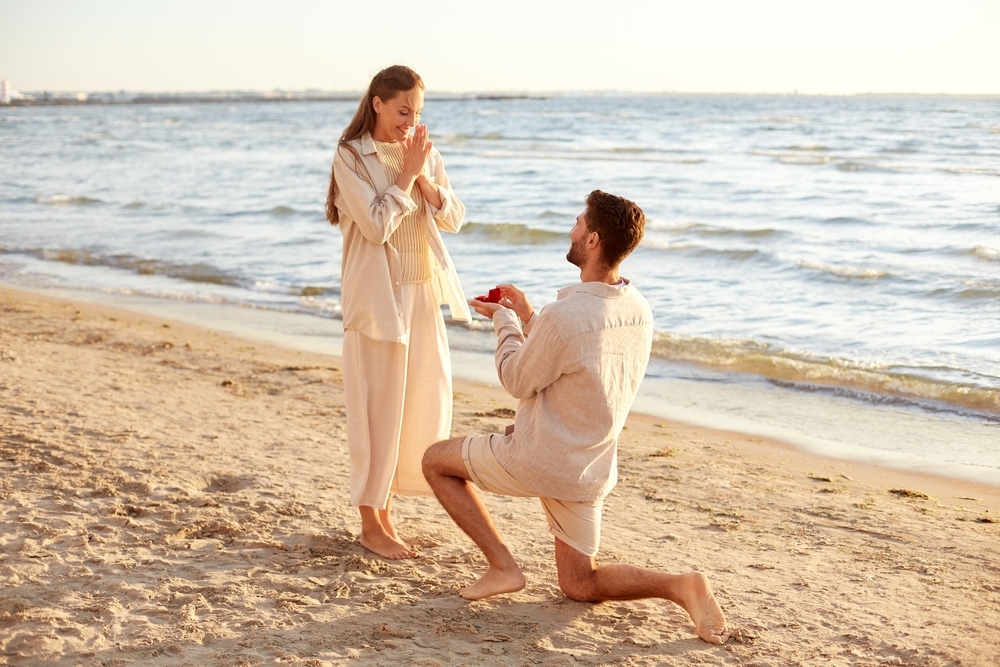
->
[2, 283, 998, 666]
[3, 282, 996, 509]
[2, 282, 997, 503]
[5, 280, 998, 490]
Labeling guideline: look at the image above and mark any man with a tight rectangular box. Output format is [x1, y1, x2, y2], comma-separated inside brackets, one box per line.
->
[422, 190, 729, 645]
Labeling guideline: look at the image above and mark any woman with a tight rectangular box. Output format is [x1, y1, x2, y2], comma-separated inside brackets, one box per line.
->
[326, 66, 469, 559]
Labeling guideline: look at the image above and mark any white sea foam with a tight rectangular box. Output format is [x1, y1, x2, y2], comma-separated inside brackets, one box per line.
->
[796, 260, 888, 280]
[972, 246, 1000, 262]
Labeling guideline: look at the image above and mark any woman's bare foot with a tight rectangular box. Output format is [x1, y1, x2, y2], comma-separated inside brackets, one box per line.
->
[358, 504, 414, 559]
[359, 529, 415, 560]
[459, 565, 526, 600]
[676, 572, 728, 644]
[378, 508, 402, 543]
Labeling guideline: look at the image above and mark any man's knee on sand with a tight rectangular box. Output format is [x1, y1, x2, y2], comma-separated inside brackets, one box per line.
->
[555, 538, 602, 603]
[421, 436, 465, 480]
[420, 440, 446, 479]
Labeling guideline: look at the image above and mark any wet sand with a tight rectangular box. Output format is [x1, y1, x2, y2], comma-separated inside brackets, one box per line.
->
[1, 285, 998, 666]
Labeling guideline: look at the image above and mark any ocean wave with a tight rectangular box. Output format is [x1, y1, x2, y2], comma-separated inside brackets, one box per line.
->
[298, 286, 334, 297]
[34, 194, 101, 206]
[752, 149, 910, 173]
[270, 205, 297, 216]
[796, 259, 889, 280]
[650, 332, 1000, 416]
[750, 149, 832, 165]
[941, 167, 1000, 177]
[836, 161, 872, 172]
[971, 246, 1000, 262]
[460, 222, 564, 245]
[640, 239, 693, 251]
[756, 116, 810, 123]
[645, 221, 781, 240]
[780, 155, 833, 165]
[446, 132, 505, 142]
[692, 224, 782, 239]
[821, 216, 869, 226]
[461, 318, 497, 332]
[123, 201, 145, 209]
[170, 228, 223, 239]
[957, 285, 1000, 300]
[926, 281, 1000, 301]
[476, 149, 704, 164]
[787, 144, 830, 151]
[640, 238, 762, 261]
[16, 247, 243, 287]
[646, 220, 700, 232]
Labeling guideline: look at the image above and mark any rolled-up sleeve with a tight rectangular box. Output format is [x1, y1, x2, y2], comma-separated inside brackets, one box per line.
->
[333, 146, 416, 244]
[424, 148, 465, 233]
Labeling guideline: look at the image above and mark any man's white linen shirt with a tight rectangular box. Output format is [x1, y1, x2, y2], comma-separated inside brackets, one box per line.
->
[491, 281, 654, 501]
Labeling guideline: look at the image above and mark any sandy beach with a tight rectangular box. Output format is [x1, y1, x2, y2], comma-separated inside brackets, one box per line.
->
[1, 284, 998, 666]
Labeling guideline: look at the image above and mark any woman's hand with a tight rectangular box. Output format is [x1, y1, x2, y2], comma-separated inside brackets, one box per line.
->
[407, 126, 444, 209]
[395, 125, 432, 194]
[496, 284, 534, 323]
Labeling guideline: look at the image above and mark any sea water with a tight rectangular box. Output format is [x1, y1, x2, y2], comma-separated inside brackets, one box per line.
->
[2, 95, 997, 484]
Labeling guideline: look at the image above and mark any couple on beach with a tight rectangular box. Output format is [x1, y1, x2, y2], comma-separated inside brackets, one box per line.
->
[325, 65, 728, 645]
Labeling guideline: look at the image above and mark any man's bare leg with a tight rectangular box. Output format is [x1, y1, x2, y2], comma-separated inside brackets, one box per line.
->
[358, 501, 415, 560]
[554, 538, 728, 644]
[422, 437, 525, 600]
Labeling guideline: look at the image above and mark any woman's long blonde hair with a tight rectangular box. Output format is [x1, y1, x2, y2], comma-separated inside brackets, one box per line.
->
[325, 65, 425, 224]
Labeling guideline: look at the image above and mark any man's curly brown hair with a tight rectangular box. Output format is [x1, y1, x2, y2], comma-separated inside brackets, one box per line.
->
[583, 190, 645, 268]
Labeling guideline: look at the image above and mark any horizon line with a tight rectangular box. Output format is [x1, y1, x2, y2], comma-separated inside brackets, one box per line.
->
[2, 85, 999, 99]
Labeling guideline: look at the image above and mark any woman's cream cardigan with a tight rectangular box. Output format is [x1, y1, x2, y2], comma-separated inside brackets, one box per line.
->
[333, 133, 470, 343]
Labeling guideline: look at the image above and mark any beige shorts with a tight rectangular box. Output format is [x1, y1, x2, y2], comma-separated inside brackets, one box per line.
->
[462, 433, 603, 557]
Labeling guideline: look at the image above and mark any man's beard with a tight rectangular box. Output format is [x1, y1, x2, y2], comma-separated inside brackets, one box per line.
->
[566, 237, 586, 268]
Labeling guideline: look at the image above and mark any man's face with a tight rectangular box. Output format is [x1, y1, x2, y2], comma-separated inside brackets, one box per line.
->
[566, 210, 591, 268]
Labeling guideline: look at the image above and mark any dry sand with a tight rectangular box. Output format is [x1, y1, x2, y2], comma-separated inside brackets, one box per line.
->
[1, 284, 998, 667]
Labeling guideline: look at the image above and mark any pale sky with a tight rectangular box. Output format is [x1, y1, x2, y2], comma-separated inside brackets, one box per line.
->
[1, 0, 997, 95]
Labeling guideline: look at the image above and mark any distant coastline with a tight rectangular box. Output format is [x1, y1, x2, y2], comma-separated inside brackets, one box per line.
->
[2, 90, 996, 108]
[0, 90, 539, 107]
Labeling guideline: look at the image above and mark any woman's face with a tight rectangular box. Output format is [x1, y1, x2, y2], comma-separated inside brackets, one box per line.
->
[372, 88, 424, 142]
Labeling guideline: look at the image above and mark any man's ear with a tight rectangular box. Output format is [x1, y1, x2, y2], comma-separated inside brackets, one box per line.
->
[587, 230, 601, 250]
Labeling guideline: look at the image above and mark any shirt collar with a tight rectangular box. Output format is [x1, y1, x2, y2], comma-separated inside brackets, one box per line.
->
[359, 132, 377, 155]
[557, 278, 631, 301]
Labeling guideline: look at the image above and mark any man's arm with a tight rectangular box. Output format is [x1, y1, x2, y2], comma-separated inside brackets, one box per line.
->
[491, 309, 566, 400]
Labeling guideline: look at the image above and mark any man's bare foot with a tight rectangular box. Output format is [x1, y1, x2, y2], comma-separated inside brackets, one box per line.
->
[677, 572, 728, 644]
[359, 530, 415, 560]
[459, 565, 526, 600]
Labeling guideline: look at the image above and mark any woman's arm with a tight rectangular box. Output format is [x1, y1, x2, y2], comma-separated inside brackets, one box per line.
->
[333, 145, 415, 245]
[421, 147, 466, 233]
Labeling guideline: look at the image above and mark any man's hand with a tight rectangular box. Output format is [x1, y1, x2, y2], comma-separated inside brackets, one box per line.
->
[468, 299, 505, 319]
[496, 284, 534, 323]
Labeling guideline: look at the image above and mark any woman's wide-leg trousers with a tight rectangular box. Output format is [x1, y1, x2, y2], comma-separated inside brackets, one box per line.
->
[342, 281, 452, 509]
